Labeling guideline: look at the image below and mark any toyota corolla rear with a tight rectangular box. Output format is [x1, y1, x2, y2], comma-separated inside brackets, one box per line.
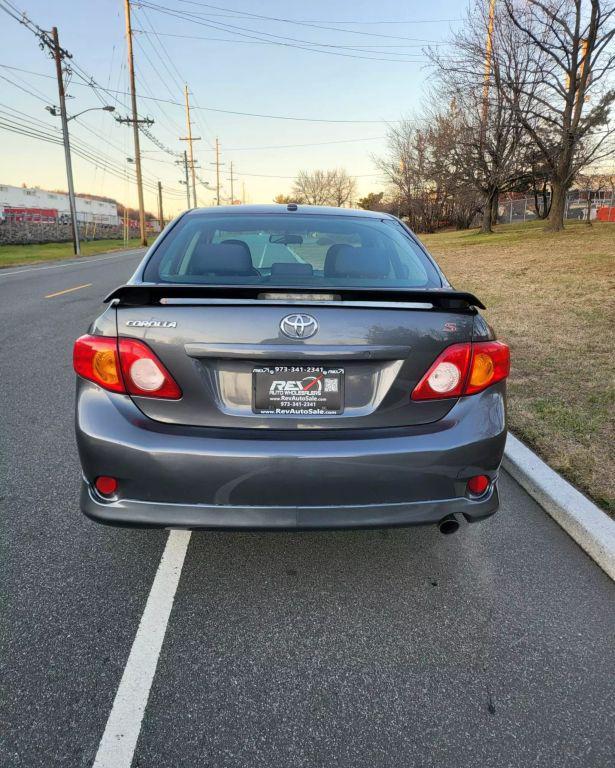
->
[74, 205, 508, 531]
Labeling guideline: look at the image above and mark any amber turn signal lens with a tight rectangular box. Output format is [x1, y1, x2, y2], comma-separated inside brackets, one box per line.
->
[469, 352, 495, 388]
[93, 349, 120, 385]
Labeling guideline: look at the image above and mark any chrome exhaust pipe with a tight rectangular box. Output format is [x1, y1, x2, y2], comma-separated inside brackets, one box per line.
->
[438, 515, 460, 535]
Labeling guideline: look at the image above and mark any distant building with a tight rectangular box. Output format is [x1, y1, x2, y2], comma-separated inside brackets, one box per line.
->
[0, 184, 119, 226]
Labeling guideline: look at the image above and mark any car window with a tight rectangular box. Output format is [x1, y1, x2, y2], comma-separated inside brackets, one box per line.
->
[145, 213, 442, 288]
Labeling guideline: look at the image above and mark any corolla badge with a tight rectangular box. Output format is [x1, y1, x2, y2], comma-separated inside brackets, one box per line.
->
[125, 319, 177, 328]
[280, 313, 318, 339]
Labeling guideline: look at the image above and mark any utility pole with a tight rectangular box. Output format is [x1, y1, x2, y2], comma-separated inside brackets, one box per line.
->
[176, 151, 191, 209]
[210, 138, 224, 206]
[123, 0, 147, 247]
[180, 85, 201, 208]
[228, 161, 235, 204]
[157, 181, 164, 230]
[51, 27, 80, 256]
[480, 0, 497, 146]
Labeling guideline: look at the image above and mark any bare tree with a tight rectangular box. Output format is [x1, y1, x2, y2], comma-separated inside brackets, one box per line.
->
[501, 0, 615, 231]
[374, 119, 445, 232]
[428, 1, 537, 233]
[374, 110, 485, 232]
[291, 169, 356, 207]
[329, 169, 357, 207]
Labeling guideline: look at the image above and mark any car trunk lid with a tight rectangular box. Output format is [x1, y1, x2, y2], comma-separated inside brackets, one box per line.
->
[110, 285, 481, 430]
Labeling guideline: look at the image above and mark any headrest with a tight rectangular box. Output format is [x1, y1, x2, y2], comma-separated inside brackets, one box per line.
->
[221, 239, 252, 259]
[324, 244, 390, 279]
[189, 242, 256, 276]
[323, 243, 349, 276]
[270, 262, 314, 276]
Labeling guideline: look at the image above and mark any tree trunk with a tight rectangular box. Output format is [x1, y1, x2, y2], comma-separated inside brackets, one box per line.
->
[547, 180, 566, 231]
[490, 191, 499, 226]
[542, 185, 551, 219]
[480, 187, 498, 234]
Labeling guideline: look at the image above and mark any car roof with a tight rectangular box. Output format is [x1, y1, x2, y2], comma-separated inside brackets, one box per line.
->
[184, 204, 396, 219]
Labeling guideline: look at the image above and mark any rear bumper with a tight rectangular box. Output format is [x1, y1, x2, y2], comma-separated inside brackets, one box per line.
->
[76, 379, 506, 529]
[81, 482, 499, 529]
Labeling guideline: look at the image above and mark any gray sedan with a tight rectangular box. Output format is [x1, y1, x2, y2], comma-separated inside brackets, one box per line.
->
[74, 204, 509, 534]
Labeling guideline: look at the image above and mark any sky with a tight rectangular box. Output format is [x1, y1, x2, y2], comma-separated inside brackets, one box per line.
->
[0, 0, 465, 217]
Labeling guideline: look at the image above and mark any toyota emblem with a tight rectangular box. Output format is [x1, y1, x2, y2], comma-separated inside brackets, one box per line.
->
[280, 313, 318, 339]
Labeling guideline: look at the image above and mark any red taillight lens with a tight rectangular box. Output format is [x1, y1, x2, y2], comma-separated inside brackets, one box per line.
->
[73, 335, 124, 393]
[411, 340, 510, 400]
[411, 343, 472, 400]
[118, 338, 182, 399]
[73, 335, 181, 399]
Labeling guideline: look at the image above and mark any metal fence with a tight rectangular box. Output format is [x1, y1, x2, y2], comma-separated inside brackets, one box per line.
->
[497, 194, 615, 224]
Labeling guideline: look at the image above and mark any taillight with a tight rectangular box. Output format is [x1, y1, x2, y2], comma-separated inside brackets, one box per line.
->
[411, 341, 509, 400]
[73, 335, 182, 399]
[465, 341, 510, 395]
[118, 338, 182, 399]
[411, 343, 472, 400]
[73, 335, 124, 393]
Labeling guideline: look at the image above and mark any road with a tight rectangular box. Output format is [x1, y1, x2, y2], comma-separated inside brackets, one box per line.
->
[1, 249, 614, 768]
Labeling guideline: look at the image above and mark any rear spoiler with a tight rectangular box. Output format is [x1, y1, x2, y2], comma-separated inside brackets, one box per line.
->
[104, 284, 485, 310]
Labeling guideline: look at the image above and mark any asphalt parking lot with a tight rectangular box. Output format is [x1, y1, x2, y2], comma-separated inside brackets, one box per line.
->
[1, 249, 614, 768]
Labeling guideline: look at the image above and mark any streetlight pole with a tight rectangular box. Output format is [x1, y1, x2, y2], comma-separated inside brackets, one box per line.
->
[51, 26, 80, 256]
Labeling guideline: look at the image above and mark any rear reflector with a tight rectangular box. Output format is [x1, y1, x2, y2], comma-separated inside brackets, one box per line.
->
[467, 475, 490, 496]
[95, 476, 118, 496]
[73, 335, 182, 399]
[412, 341, 509, 400]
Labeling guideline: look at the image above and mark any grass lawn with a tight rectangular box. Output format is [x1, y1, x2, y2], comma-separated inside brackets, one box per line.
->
[0, 238, 144, 268]
[422, 220, 615, 514]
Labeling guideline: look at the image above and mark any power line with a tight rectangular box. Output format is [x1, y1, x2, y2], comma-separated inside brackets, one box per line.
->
[0, 103, 187, 198]
[204, 137, 386, 151]
[167, 0, 448, 42]
[0, 63, 401, 123]
[135, 5, 217, 148]
[138, 2, 433, 63]
[133, 29, 433, 56]
[0, 2, 188, 199]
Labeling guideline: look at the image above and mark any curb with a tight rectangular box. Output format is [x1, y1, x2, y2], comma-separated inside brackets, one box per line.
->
[503, 433, 615, 582]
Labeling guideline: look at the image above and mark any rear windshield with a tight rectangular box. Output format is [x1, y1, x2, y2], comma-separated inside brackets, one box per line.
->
[143, 213, 442, 288]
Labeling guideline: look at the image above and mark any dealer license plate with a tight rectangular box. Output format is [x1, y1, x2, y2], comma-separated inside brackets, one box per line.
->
[253, 366, 344, 415]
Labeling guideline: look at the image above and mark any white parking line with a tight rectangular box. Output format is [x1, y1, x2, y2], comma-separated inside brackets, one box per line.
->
[0, 250, 144, 279]
[92, 529, 192, 768]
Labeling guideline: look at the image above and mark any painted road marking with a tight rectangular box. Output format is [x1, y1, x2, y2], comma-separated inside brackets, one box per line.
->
[92, 530, 192, 768]
[44, 283, 92, 299]
[0, 249, 144, 279]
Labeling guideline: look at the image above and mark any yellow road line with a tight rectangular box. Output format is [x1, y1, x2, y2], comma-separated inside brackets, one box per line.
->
[44, 283, 92, 299]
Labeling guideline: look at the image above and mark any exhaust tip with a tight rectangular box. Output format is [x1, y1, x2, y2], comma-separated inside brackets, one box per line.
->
[438, 516, 460, 535]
